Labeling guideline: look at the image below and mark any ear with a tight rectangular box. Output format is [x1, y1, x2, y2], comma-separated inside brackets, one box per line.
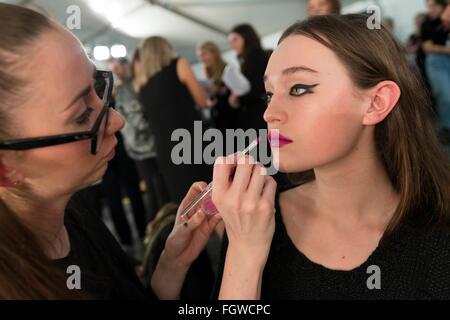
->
[0, 156, 24, 188]
[362, 81, 401, 126]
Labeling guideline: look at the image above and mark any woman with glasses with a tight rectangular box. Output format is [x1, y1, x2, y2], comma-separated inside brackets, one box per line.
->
[0, 3, 221, 299]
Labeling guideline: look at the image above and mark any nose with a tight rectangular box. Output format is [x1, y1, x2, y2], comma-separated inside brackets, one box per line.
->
[106, 108, 125, 136]
[263, 94, 286, 125]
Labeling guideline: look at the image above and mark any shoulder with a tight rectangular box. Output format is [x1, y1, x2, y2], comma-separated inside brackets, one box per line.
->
[176, 57, 195, 83]
[176, 57, 191, 74]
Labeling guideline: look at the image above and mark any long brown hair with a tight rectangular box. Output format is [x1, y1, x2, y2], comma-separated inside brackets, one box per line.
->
[198, 41, 226, 94]
[280, 15, 450, 233]
[0, 3, 79, 299]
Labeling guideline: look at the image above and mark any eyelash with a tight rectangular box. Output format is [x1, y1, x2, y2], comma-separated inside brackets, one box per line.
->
[75, 106, 94, 125]
[263, 84, 318, 105]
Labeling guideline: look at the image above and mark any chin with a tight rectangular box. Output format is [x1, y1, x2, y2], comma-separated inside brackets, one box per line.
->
[87, 163, 108, 186]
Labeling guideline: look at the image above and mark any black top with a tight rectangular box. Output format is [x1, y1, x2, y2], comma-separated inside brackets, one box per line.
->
[210, 81, 239, 134]
[138, 58, 212, 204]
[420, 17, 449, 46]
[213, 186, 450, 299]
[54, 204, 151, 299]
[238, 50, 271, 131]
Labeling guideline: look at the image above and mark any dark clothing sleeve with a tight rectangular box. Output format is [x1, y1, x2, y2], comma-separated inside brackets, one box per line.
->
[420, 17, 449, 46]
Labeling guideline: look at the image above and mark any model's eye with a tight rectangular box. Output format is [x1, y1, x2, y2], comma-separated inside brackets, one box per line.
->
[289, 84, 318, 96]
[263, 92, 273, 105]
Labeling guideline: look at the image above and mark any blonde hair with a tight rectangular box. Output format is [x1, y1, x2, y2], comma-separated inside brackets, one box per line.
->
[198, 41, 226, 93]
[133, 36, 176, 92]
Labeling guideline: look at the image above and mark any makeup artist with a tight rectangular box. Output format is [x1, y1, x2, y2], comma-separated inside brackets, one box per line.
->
[0, 4, 224, 299]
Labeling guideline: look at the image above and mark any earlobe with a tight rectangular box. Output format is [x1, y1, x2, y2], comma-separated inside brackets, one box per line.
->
[362, 81, 401, 126]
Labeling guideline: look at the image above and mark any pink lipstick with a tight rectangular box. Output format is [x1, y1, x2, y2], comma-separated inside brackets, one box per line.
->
[268, 130, 293, 148]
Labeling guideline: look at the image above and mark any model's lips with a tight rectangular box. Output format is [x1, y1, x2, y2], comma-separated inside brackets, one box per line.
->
[268, 130, 293, 148]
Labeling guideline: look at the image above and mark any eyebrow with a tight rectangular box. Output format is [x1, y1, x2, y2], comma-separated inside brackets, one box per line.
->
[64, 64, 97, 111]
[264, 65, 319, 82]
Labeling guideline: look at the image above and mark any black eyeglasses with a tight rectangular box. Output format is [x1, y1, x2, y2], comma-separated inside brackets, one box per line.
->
[0, 70, 113, 155]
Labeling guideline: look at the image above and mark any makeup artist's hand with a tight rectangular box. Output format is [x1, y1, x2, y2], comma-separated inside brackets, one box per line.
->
[212, 154, 277, 299]
[151, 182, 222, 299]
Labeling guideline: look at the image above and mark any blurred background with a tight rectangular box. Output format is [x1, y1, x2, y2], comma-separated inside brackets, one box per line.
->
[0, 0, 429, 74]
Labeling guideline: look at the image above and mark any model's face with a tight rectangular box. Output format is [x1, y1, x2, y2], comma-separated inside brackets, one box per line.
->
[0, 25, 124, 200]
[264, 35, 369, 173]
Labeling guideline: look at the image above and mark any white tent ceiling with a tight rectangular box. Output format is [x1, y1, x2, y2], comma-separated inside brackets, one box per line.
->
[1, 0, 424, 62]
[2, 0, 360, 61]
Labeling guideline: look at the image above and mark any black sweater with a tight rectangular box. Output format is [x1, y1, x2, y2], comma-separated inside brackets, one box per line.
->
[213, 188, 450, 300]
[54, 201, 152, 299]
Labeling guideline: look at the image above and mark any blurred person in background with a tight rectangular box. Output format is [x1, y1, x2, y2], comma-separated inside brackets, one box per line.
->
[110, 55, 169, 222]
[421, 0, 450, 144]
[307, 0, 341, 16]
[135, 36, 213, 204]
[228, 24, 272, 131]
[197, 41, 250, 155]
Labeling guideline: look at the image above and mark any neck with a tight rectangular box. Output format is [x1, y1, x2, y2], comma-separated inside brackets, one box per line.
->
[308, 131, 399, 227]
[0, 189, 71, 259]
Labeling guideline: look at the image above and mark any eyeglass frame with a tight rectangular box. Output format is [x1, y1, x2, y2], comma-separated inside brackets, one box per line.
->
[0, 70, 114, 155]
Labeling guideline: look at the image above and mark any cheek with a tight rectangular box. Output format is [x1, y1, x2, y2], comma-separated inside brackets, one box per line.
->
[19, 140, 101, 190]
[305, 110, 362, 161]
[284, 95, 364, 171]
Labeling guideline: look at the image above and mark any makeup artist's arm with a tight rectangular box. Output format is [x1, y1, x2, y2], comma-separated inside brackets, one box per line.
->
[212, 155, 277, 300]
[151, 182, 222, 299]
[177, 57, 212, 109]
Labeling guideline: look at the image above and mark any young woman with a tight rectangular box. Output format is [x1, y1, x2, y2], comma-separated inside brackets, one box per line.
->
[307, 0, 341, 16]
[211, 14, 450, 299]
[228, 24, 271, 131]
[135, 36, 213, 204]
[197, 41, 250, 135]
[0, 4, 221, 299]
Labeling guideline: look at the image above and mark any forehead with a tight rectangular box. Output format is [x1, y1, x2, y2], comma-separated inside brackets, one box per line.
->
[30, 25, 93, 89]
[265, 35, 342, 79]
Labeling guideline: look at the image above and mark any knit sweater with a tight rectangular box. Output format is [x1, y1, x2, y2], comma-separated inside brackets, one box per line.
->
[213, 188, 450, 300]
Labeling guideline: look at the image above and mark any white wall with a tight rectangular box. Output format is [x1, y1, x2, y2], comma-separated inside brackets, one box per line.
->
[377, 0, 427, 43]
